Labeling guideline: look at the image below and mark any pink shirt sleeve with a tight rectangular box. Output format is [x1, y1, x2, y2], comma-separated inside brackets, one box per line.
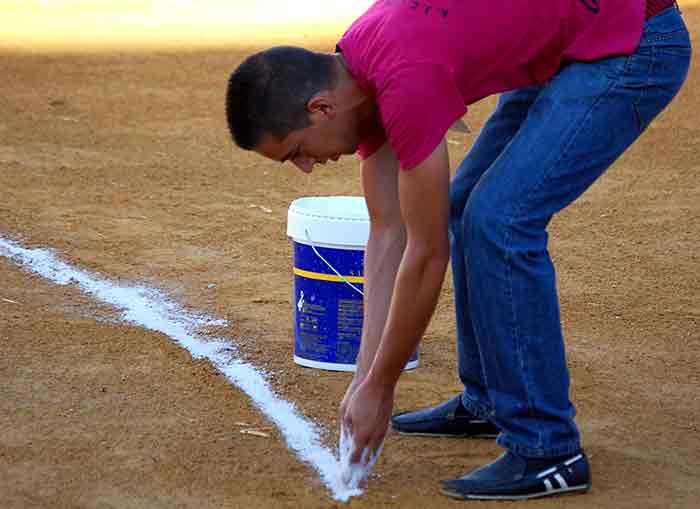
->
[358, 62, 467, 170]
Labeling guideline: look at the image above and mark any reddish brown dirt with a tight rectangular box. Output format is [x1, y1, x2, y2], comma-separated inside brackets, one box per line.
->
[1, 10, 699, 509]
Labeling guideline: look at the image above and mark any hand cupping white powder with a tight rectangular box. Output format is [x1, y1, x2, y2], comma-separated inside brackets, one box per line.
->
[338, 425, 384, 491]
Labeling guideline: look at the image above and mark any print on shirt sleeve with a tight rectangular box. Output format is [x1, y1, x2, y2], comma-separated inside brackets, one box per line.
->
[579, 0, 600, 14]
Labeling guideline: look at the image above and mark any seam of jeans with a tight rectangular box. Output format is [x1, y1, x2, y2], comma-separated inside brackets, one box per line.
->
[499, 70, 622, 452]
[461, 217, 494, 408]
[502, 222, 527, 425]
[460, 222, 489, 409]
[633, 44, 656, 133]
[502, 201, 539, 446]
[466, 246, 497, 413]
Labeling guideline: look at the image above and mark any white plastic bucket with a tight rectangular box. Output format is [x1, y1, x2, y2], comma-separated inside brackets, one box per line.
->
[287, 196, 419, 372]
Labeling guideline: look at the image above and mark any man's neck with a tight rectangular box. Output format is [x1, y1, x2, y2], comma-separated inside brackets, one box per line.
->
[333, 53, 377, 126]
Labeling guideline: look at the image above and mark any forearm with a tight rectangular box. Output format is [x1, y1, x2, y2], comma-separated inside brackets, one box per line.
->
[341, 141, 450, 463]
[367, 245, 449, 388]
[355, 224, 406, 379]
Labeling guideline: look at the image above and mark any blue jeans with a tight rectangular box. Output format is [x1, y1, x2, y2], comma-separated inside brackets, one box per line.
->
[449, 7, 691, 458]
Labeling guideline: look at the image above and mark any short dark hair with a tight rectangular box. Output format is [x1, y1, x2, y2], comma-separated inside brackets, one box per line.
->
[226, 46, 337, 150]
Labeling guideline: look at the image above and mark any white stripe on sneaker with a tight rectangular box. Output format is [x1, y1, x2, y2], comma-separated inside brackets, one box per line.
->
[554, 473, 568, 489]
[538, 453, 583, 479]
[543, 479, 554, 492]
[537, 466, 557, 479]
[565, 454, 583, 466]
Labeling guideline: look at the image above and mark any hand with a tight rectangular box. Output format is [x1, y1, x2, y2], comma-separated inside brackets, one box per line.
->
[341, 377, 394, 463]
[339, 375, 364, 422]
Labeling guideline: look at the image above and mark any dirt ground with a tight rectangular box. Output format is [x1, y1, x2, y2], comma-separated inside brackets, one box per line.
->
[1, 6, 699, 509]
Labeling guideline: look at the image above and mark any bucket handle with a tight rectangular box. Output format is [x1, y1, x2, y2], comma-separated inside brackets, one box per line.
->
[304, 228, 365, 297]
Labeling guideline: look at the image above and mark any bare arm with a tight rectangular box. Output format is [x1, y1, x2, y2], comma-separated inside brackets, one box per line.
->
[340, 142, 404, 412]
[342, 140, 451, 460]
[356, 142, 405, 378]
[366, 140, 450, 386]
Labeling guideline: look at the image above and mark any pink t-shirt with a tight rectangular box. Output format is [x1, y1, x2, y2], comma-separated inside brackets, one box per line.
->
[337, 0, 645, 170]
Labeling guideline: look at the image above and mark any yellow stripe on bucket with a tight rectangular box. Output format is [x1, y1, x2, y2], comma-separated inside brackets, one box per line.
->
[293, 267, 364, 284]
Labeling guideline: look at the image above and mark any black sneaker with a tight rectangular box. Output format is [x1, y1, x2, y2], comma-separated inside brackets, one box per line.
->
[391, 395, 499, 438]
[441, 450, 591, 500]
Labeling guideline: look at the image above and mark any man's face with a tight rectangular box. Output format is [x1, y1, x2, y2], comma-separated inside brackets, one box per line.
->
[255, 99, 360, 173]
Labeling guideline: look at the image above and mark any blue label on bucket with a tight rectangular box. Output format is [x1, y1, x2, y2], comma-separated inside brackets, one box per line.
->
[292, 241, 418, 369]
[293, 241, 364, 276]
[293, 242, 364, 366]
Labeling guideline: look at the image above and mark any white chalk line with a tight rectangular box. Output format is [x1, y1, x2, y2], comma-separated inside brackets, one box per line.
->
[0, 236, 362, 502]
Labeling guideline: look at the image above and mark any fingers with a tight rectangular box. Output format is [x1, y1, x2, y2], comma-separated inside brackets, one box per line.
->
[340, 380, 393, 464]
[366, 426, 387, 462]
[343, 414, 364, 464]
[350, 444, 364, 464]
[348, 426, 386, 464]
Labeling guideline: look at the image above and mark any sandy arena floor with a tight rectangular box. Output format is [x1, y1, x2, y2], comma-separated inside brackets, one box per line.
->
[1, 3, 699, 508]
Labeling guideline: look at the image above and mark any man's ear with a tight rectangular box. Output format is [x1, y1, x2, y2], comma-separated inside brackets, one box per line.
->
[307, 95, 336, 120]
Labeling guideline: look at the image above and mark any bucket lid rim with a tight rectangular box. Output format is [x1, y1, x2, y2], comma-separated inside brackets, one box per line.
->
[289, 196, 369, 222]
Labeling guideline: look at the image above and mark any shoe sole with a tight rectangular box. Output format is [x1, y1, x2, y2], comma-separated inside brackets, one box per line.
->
[395, 430, 498, 438]
[441, 484, 591, 501]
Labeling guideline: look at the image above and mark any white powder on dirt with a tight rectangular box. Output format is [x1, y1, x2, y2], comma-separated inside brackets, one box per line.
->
[0, 236, 375, 503]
